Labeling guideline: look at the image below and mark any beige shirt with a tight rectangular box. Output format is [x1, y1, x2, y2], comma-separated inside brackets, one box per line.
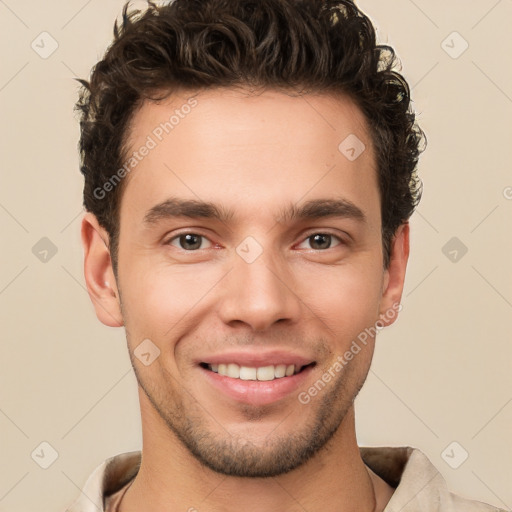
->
[66, 446, 506, 512]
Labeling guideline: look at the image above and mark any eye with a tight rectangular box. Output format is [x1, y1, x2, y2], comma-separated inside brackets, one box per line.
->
[297, 233, 342, 250]
[168, 233, 212, 251]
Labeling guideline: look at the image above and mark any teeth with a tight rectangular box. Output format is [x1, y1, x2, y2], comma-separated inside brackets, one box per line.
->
[209, 363, 302, 381]
[257, 366, 275, 381]
[240, 366, 257, 380]
[274, 364, 286, 378]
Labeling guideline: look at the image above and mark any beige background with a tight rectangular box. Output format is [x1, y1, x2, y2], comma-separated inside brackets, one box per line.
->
[0, 1, 511, 511]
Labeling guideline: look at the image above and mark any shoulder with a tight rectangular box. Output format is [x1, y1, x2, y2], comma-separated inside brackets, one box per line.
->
[359, 446, 507, 512]
[448, 492, 507, 512]
[66, 451, 141, 512]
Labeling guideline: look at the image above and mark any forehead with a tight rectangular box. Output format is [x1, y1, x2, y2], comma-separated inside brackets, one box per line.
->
[126, 87, 371, 156]
[120, 87, 379, 224]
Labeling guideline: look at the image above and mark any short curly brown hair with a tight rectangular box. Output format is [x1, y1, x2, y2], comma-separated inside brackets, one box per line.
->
[76, 0, 424, 276]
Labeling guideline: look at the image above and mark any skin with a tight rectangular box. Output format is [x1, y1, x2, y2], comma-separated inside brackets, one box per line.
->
[82, 88, 409, 512]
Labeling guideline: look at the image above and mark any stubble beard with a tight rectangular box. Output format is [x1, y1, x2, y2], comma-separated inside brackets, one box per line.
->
[131, 355, 367, 478]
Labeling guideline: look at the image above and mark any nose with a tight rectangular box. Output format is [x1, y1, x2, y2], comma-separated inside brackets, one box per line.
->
[217, 249, 302, 332]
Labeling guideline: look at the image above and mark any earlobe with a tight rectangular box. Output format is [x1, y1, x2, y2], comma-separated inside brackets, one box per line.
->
[81, 212, 123, 327]
[378, 223, 410, 328]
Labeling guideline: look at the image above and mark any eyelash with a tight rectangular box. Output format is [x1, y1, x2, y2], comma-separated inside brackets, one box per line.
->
[165, 231, 346, 251]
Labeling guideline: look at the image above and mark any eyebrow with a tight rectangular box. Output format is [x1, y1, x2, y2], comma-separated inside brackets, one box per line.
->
[142, 197, 366, 226]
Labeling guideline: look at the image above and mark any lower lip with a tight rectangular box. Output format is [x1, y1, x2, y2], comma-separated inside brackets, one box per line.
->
[200, 365, 315, 406]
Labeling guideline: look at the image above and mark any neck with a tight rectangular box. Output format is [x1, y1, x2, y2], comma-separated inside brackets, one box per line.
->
[120, 393, 385, 512]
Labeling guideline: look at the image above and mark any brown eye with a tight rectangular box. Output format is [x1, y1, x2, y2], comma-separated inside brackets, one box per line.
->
[169, 233, 210, 250]
[309, 234, 331, 250]
[296, 233, 343, 251]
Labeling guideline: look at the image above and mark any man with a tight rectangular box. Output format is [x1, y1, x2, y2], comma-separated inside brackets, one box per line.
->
[69, 0, 504, 511]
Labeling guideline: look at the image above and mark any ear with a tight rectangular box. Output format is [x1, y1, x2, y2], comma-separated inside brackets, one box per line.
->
[81, 212, 123, 327]
[378, 223, 409, 327]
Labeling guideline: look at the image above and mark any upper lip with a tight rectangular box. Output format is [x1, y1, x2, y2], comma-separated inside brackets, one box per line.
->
[198, 350, 315, 368]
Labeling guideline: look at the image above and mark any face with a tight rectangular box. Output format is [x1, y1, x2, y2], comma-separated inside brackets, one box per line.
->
[83, 88, 408, 478]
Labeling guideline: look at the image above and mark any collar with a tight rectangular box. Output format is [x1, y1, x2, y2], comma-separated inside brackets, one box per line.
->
[66, 446, 503, 512]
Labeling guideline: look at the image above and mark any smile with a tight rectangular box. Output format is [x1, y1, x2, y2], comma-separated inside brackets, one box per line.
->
[202, 363, 313, 381]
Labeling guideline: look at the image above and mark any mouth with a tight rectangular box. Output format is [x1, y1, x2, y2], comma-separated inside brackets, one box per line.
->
[196, 350, 317, 405]
[199, 362, 315, 381]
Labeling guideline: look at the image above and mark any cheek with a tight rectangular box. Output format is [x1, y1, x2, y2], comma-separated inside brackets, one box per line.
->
[294, 259, 383, 342]
[119, 261, 224, 342]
